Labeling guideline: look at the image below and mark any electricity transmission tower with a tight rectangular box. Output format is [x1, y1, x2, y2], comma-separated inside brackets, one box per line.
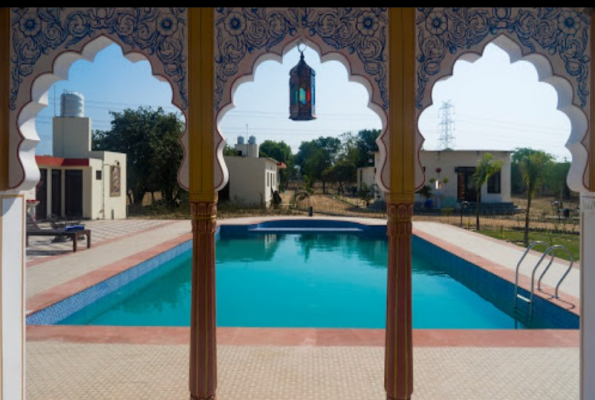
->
[438, 100, 456, 150]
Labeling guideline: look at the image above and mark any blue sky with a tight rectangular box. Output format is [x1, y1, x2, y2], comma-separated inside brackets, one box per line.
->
[35, 42, 571, 161]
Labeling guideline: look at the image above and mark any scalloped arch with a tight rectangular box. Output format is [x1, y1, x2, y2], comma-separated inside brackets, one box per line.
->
[214, 7, 406, 193]
[415, 8, 591, 193]
[8, 7, 189, 191]
[214, 35, 390, 192]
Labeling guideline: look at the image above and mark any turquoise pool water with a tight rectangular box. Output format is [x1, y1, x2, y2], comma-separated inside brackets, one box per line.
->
[54, 229, 574, 329]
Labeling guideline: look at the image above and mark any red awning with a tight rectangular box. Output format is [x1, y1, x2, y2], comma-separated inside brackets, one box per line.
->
[35, 155, 89, 167]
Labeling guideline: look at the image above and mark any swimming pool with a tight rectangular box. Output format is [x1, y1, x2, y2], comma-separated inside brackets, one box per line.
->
[26, 220, 579, 330]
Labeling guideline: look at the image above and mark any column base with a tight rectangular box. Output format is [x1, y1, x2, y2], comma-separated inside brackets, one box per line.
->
[190, 395, 216, 400]
[387, 397, 411, 400]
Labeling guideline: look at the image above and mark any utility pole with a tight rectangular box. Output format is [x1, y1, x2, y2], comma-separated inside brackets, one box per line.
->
[438, 100, 455, 150]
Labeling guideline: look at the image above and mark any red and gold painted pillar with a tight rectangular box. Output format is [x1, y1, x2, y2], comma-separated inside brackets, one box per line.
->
[384, 8, 416, 400]
[189, 200, 217, 400]
[384, 200, 414, 400]
[188, 8, 218, 400]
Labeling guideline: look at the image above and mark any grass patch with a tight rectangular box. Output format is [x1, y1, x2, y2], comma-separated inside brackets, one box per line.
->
[478, 228, 580, 262]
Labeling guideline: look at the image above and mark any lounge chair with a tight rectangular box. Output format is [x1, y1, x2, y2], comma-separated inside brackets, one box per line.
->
[26, 214, 91, 252]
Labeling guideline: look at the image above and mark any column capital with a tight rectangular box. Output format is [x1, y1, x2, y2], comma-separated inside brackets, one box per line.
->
[189, 193, 218, 204]
[385, 192, 415, 205]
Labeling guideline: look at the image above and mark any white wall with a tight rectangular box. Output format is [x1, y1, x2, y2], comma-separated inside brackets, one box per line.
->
[0, 194, 25, 399]
[358, 166, 375, 191]
[223, 156, 279, 207]
[52, 117, 92, 158]
[34, 152, 126, 220]
[582, 192, 595, 400]
[415, 150, 512, 206]
[89, 151, 127, 219]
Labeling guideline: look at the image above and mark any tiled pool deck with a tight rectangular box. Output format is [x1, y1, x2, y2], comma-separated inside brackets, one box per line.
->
[25, 217, 580, 399]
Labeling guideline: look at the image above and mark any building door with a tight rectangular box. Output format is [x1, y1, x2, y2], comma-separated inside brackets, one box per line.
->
[51, 169, 62, 217]
[36, 168, 47, 220]
[65, 170, 83, 218]
[456, 167, 477, 202]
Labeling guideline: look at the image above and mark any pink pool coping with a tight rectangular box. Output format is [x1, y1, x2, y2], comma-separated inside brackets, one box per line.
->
[26, 220, 182, 268]
[26, 218, 580, 349]
[26, 325, 579, 348]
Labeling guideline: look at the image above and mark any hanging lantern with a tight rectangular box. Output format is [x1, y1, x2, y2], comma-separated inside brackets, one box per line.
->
[289, 46, 316, 121]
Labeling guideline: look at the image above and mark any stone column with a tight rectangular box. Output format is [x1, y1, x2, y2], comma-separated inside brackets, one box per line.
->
[189, 200, 217, 400]
[581, 10, 595, 400]
[384, 199, 414, 400]
[582, 193, 595, 400]
[0, 9, 26, 400]
[0, 195, 26, 400]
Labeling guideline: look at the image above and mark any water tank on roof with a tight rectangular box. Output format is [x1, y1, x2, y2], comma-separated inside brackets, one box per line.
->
[248, 135, 256, 144]
[60, 91, 85, 117]
[237, 136, 245, 145]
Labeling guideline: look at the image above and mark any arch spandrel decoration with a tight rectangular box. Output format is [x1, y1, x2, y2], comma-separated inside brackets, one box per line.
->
[9, 7, 189, 191]
[415, 7, 591, 192]
[214, 7, 421, 193]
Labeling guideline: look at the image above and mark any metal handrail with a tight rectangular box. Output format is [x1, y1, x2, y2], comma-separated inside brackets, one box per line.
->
[514, 241, 549, 309]
[514, 242, 574, 322]
[537, 245, 574, 299]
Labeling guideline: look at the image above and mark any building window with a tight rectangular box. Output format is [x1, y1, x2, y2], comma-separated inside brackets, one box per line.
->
[96, 170, 102, 180]
[487, 171, 501, 194]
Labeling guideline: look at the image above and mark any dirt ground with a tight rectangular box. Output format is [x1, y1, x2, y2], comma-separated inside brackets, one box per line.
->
[280, 189, 580, 233]
[130, 187, 580, 235]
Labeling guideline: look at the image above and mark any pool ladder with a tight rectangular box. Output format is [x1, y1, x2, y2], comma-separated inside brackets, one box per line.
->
[513, 241, 574, 322]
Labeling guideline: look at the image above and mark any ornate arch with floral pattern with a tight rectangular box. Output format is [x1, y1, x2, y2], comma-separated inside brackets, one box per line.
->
[8, 7, 188, 191]
[415, 7, 591, 192]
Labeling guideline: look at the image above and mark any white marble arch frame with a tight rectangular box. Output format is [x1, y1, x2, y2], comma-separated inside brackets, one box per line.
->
[8, 8, 189, 192]
[415, 7, 591, 193]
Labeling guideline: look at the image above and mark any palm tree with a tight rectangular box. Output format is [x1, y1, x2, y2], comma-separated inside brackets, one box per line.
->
[471, 153, 503, 231]
[518, 150, 554, 246]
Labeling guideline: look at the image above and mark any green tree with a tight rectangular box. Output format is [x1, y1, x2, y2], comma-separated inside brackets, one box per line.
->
[295, 136, 341, 193]
[92, 106, 184, 207]
[357, 182, 374, 207]
[518, 150, 555, 246]
[548, 161, 571, 200]
[511, 147, 539, 195]
[354, 129, 380, 167]
[471, 153, 503, 231]
[259, 140, 294, 189]
[222, 144, 237, 156]
[337, 129, 380, 168]
[321, 160, 356, 195]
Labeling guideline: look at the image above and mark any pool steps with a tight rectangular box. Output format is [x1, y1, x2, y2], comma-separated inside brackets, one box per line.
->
[514, 241, 574, 321]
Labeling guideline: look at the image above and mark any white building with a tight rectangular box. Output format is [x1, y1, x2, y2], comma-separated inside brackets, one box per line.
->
[358, 149, 513, 209]
[219, 136, 284, 207]
[27, 91, 127, 220]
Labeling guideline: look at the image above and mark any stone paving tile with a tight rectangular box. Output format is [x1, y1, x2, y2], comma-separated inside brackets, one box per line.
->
[27, 343, 579, 400]
[26, 219, 191, 298]
[25, 217, 581, 399]
[26, 219, 178, 262]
